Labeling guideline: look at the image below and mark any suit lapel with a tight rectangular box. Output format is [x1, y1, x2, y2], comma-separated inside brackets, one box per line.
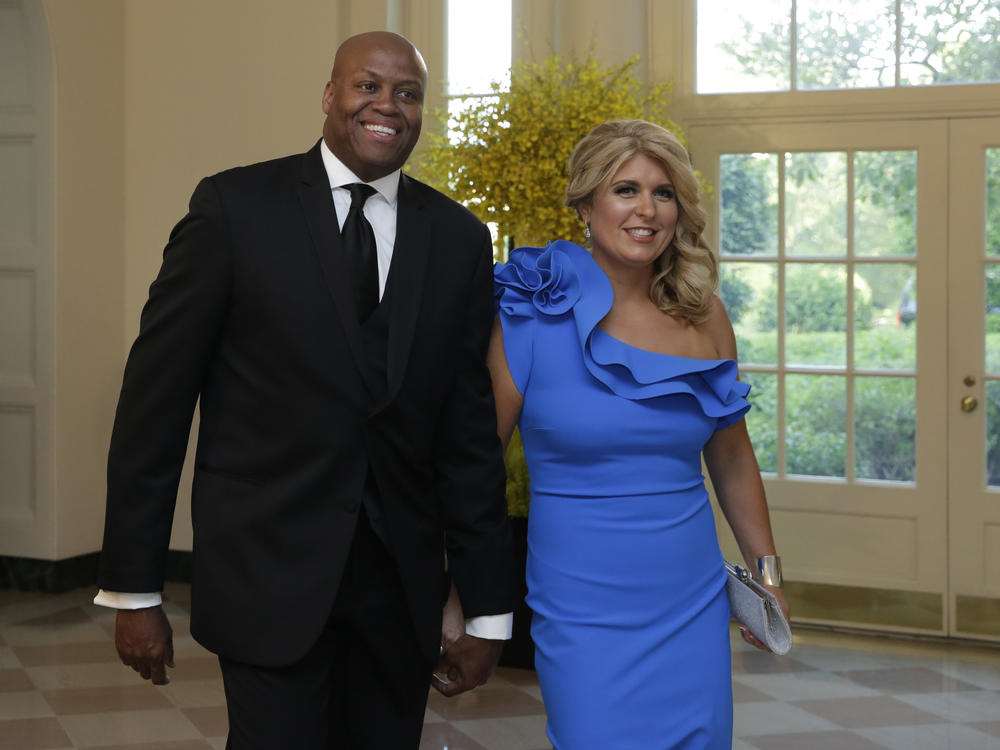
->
[376, 174, 431, 413]
[295, 142, 375, 396]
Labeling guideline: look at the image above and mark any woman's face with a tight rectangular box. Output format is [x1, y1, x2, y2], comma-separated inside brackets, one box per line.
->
[579, 152, 678, 275]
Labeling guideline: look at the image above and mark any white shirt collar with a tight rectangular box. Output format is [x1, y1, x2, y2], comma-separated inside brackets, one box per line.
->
[320, 139, 400, 206]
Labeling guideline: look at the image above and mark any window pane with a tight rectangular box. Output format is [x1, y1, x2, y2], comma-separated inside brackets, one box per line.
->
[723, 262, 777, 366]
[855, 151, 917, 257]
[988, 149, 1000, 259]
[900, 1, 1000, 86]
[786, 152, 847, 257]
[988, 265, 1000, 375]
[855, 263, 916, 370]
[988, 380, 1000, 487]
[787, 374, 846, 477]
[447, 0, 511, 94]
[696, 0, 789, 93]
[744, 372, 777, 473]
[698, 1, 1000, 92]
[797, 0, 896, 90]
[784, 263, 847, 367]
[855, 376, 916, 482]
[721, 153, 778, 256]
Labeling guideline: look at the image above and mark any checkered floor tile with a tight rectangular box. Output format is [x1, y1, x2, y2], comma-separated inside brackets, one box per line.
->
[1, 584, 998, 748]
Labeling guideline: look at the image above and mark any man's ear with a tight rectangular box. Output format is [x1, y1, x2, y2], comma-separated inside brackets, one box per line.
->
[321, 81, 334, 114]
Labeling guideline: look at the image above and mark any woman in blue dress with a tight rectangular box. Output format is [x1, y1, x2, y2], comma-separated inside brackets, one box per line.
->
[444, 120, 789, 748]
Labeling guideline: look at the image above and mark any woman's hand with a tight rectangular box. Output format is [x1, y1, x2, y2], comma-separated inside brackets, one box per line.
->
[737, 584, 790, 652]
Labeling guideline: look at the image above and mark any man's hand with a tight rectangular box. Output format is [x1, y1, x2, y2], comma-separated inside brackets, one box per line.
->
[440, 582, 465, 653]
[115, 605, 175, 685]
[431, 634, 502, 697]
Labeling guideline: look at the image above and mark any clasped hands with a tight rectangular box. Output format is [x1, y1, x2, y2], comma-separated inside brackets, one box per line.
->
[432, 583, 503, 697]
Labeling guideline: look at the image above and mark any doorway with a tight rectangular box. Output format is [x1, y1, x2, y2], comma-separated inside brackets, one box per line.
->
[691, 118, 998, 640]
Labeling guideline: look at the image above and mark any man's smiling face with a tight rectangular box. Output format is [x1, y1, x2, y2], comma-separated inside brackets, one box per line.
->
[322, 32, 427, 182]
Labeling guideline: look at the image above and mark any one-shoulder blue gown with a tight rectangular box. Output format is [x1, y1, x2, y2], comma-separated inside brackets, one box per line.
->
[495, 241, 750, 750]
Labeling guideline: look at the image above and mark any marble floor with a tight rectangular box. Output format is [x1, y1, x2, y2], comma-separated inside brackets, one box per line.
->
[1, 583, 999, 749]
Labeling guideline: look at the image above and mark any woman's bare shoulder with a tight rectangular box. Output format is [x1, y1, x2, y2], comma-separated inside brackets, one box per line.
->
[701, 295, 738, 360]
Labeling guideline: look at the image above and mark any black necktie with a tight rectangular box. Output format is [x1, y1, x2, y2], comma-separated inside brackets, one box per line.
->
[341, 183, 379, 322]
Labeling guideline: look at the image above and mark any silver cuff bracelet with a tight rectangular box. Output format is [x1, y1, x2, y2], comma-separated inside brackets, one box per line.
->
[756, 555, 783, 587]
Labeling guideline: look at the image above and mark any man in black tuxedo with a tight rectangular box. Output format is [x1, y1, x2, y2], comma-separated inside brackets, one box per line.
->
[96, 31, 517, 748]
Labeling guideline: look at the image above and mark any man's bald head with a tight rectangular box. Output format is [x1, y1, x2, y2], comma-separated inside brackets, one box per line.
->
[331, 31, 427, 84]
[321, 31, 428, 182]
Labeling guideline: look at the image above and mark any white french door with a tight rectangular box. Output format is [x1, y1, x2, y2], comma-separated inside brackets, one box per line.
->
[689, 119, 980, 636]
[948, 118, 1000, 641]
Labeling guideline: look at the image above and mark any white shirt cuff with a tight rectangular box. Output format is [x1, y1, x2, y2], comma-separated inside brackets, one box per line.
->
[465, 612, 513, 640]
[93, 590, 163, 609]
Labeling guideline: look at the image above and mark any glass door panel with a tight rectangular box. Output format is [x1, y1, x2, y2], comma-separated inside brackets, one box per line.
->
[691, 120, 949, 634]
[950, 120, 1000, 640]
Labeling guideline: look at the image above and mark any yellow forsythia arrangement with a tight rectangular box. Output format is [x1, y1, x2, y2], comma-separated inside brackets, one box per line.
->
[504, 428, 531, 518]
[415, 54, 682, 253]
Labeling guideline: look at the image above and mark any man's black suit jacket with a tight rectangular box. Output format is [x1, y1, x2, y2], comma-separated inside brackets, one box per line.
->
[98, 141, 517, 667]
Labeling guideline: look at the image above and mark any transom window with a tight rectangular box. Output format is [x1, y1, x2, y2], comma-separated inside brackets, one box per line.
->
[697, 0, 1000, 93]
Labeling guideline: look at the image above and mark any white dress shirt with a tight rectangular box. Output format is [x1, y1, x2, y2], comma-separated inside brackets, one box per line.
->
[96, 142, 512, 641]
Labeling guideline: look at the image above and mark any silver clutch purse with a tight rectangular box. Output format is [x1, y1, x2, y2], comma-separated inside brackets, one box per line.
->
[725, 560, 792, 655]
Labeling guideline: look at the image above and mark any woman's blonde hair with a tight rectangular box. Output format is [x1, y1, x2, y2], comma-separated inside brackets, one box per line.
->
[565, 119, 717, 324]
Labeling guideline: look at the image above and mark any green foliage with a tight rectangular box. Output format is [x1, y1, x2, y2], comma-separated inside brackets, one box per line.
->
[854, 150, 917, 261]
[413, 54, 681, 251]
[785, 375, 846, 476]
[721, 154, 777, 255]
[504, 428, 530, 518]
[743, 372, 778, 473]
[855, 377, 916, 482]
[720, 1, 1000, 89]
[988, 267, 1000, 308]
[755, 265, 873, 334]
[988, 149, 1000, 257]
[903, 1, 1000, 84]
[719, 266, 755, 324]
[854, 327, 916, 369]
[740, 330, 919, 481]
[988, 333, 1000, 375]
[988, 381, 1000, 486]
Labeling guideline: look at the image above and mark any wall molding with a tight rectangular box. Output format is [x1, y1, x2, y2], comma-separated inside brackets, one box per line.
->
[0, 551, 193, 593]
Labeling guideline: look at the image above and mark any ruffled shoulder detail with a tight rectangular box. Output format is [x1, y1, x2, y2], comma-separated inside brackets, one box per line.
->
[494, 241, 583, 319]
[494, 240, 750, 425]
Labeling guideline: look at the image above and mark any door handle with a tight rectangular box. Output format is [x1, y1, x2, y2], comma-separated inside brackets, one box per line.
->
[961, 395, 978, 413]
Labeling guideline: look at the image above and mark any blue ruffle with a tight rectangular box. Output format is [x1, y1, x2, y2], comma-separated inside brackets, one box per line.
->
[494, 240, 750, 426]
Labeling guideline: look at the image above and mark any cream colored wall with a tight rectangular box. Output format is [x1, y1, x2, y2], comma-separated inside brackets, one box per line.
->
[511, 0, 685, 85]
[122, 1, 341, 336]
[43, 0, 126, 559]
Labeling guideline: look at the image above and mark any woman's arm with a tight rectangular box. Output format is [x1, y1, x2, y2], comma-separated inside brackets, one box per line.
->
[704, 422, 777, 569]
[701, 296, 790, 647]
[487, 316, 524, 452]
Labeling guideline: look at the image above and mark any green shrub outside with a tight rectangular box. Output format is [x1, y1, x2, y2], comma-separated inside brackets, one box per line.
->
[739, 329, 919, 480]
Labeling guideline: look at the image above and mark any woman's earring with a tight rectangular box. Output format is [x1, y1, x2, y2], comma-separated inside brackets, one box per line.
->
[584, 223, 591, 239]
